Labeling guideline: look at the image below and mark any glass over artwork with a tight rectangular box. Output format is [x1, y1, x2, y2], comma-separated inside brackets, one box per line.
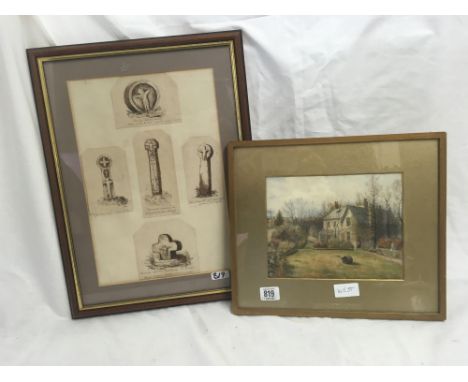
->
[266, 173, 403, 280]
[28, 30, 251, 317]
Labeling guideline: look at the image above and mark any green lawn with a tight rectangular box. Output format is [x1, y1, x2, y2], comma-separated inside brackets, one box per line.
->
[281, 248, 403, 279]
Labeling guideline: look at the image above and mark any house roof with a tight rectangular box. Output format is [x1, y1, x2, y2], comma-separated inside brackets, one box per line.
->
[323, 205, 368, 224]
[323, 207, 347, 221]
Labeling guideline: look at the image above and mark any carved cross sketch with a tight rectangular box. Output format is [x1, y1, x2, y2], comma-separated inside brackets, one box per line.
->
[144, 139, 162, 196]
[96, 155, 114, 201]
[197, 143, 214, 197]
[152, 234, 182, 261]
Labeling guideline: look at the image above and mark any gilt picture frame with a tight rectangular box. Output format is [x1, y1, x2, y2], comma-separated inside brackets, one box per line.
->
[27, 30, 251, 318]
[228, 133, 446, 320]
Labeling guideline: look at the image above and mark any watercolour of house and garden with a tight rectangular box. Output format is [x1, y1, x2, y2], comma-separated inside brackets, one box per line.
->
[266, 174, 403, 279]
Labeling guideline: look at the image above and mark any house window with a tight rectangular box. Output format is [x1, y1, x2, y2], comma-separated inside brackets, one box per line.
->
[346, 232, 351, 241]
[346, 217, 351, 226]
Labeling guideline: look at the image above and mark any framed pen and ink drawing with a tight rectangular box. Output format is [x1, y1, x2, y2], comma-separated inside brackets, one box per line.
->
[27, 31, 251, 318]
[228, 133, 446, 320]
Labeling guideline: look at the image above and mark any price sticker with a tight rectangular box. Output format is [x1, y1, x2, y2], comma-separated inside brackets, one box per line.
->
[210, 270, 230, 281]
[260, 286, 280, 301]
[333, 282, 360, 298]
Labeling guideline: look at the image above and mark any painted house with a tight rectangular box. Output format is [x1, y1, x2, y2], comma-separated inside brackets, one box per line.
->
[320, 201, 373, 249]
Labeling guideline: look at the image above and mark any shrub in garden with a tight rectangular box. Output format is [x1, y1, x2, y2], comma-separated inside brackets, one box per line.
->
[272, 224, 304, 243]
[328, 239, 353, 250]
[377, 237, 392, 249]
[313, 242, 328, 249]
[392, 238, 403, 250]
[377, 237, 403, 250]
[270, 223, 307, 256]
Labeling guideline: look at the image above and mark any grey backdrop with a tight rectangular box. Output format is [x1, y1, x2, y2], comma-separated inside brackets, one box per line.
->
[0, 15, 467, 365]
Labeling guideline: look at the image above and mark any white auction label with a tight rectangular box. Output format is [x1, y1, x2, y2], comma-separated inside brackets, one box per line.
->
[210, 270, 230, 281]
[259, 286, 280, 301]
[333, 282, 360, 298]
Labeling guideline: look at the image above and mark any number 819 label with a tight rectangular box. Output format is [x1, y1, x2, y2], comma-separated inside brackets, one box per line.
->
[259, 286, 280, 301]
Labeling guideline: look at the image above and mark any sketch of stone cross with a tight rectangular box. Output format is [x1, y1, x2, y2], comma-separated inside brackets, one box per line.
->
[144, 139, 162, 196]
[98, 156, 111, 168]
[152, 234, 182, 261]
[96, 155, 114, 201]
[197, 143, 214, 197]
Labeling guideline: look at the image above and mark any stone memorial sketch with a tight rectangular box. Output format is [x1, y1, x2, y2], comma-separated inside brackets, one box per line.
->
[111, 73, 181, 129]
[134, 220, 199, 280]
[81, 147, 132, 215]
[182, 136, 224, 204]
[197, 144, 214, 197]
[134, 130, 180, 217]
[124, 80, 162, 118]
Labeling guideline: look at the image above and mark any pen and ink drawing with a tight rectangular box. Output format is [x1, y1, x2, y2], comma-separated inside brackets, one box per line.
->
[81, 147, 133, 215]
[134, 220, 199, 280]
[182, 137, 224, 204]
[197, 143, 215, 197]
[124, 80, 163, 118]
[96, 155, 129, 207]
[147, 233, 191, 269]
[112, 73, 181, 129]
[134, 130, 180, 217]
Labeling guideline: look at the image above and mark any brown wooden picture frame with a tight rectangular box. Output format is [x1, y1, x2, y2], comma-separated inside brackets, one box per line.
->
[228, 133, 446, 320]
[27, 30, 251, 318]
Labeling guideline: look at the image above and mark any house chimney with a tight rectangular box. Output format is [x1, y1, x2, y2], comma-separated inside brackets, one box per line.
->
[334, 201, 339, 209]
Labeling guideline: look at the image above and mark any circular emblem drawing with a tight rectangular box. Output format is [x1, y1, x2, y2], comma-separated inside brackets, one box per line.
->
[124, 80, 162, 117]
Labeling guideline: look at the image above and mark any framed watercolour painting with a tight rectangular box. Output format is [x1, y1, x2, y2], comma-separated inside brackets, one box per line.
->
[228, 133, 446, 320]
[28, 30, 251, 318]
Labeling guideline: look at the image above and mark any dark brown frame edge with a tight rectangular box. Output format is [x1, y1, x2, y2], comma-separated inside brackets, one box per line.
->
[27, 30, 252, 318]
[228, 132, 447, 321]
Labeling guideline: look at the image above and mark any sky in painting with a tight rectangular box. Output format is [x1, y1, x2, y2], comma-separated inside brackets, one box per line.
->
[266, 173, 402, 216]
